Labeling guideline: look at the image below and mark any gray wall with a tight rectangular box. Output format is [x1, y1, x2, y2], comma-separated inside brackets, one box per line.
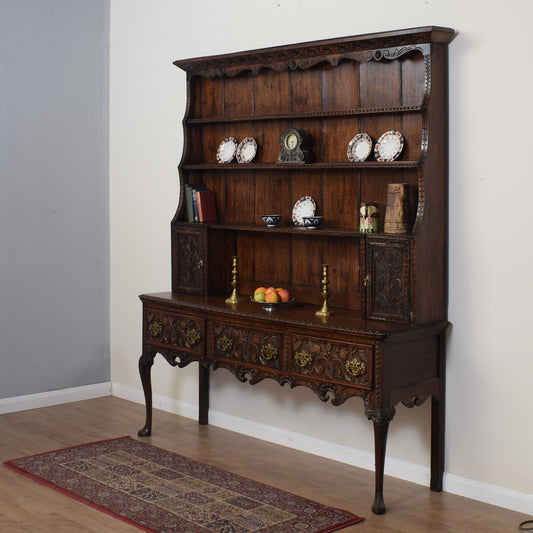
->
[0, 0, 110, 398]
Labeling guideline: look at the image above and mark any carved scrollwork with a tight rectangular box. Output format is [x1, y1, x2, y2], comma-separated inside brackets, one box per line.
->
[177, 36, 434, 79]
[292, 336, 372, 389]
[175, 230, 204, 293]
[367, 240, 410, 322]
[364, 403, 396, 425]
[213, 323, 282, 369]
[401, 395, 428, 408]
[145, 310, 204, 353]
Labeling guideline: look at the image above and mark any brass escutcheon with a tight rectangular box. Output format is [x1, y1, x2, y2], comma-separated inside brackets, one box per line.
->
[216, 335, 232, 353]
[345, 358, 366, 377]
[186, 327, 201, 346]
[148, 322, 162, 337]
[295, 350, 313, 368]
[261, 343, 278, 361]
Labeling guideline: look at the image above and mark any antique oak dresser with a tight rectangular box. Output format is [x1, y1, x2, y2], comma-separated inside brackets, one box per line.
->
[137, 26, 456, 514]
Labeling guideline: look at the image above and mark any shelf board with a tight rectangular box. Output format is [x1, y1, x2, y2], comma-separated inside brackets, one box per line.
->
[186, 105, 424, 124]
[183, 222, 413, 239]
[207, 223, 361, 237]
[182, 161, 421, 171]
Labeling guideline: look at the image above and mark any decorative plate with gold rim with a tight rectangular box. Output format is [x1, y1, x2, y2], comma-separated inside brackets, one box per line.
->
[216, 137, 238, 164]
[347, 133, 373, 162]
[292, 196, 317, 226]
[236, 137, 257, 164]
[374, 130, 404, 162]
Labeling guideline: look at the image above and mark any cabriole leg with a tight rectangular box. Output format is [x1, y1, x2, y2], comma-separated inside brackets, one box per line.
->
[137, 350, 156, 437]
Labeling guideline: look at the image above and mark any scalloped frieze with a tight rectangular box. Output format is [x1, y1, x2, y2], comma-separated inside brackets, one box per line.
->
[177, 42, 430, 79]
[207, 360, 366, 406]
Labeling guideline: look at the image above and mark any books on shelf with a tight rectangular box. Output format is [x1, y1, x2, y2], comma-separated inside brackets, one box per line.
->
[184, 184, 217, 223]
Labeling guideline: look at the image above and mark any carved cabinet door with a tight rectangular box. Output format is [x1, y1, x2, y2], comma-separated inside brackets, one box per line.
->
[172, 224, 206, 294]
[365, 237, 410, 323]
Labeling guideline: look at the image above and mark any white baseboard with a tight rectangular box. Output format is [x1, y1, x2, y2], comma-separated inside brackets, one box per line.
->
[4, 383, 531, 516]
[112, 383, 533, 516]
[0, 382, 112, 414]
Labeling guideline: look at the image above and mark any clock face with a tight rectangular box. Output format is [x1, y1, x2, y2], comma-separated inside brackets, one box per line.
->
[285, 132, 298, 150]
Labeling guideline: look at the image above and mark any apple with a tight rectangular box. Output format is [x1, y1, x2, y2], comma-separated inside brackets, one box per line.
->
[276, 288, 290, 303]
[253, 291, 266, 302]
[265, 286, 277, 295]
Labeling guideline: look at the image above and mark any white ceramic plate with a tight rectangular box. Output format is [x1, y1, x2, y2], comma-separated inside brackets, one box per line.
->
[374, 130, 404, 162]
[236, 137, 257, 163]
[347, 133, 373, 162]
[216, 137, 238, 164]
[292, 196, 317, 226]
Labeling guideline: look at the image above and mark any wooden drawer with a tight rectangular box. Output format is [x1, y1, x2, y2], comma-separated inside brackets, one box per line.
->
[213, 321, 282, 370]
[290, 335, 373, 390]
[144, 308, 205, 354]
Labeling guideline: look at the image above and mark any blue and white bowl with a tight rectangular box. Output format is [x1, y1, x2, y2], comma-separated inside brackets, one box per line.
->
[262, 214, 281, 227]
[303, 216, 323, 229]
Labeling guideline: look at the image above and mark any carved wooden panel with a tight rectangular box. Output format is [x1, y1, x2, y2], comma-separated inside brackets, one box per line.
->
[172, 225, 206, 294]
[290, 335, 373, 390]
[366, 238, 410, 323]
[144, 308, 205, 355]
[212, 322, 282, 370]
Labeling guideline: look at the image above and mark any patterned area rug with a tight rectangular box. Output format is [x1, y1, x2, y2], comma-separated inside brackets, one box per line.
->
[4, 436, 363, 532]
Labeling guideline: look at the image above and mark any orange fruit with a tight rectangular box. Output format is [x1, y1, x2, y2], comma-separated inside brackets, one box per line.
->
[265, 291, 280, 303]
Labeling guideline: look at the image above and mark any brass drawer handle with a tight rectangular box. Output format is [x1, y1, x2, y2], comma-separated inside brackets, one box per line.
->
[216, 335, 232, 353]
[261, 343, 278, 361]
[295, 350, 313, 368]
[186, 327, 201, 346]
[148, 322, 162, 337]
[346, 358, 366, 377]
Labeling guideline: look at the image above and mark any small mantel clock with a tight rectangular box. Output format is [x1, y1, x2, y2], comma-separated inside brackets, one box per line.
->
[278, 127, 313, 163]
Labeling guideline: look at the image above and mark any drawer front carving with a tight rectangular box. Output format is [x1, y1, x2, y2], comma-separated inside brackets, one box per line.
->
[213, 322, 282, 370]
[290, 335, 373, 389]
[145, 309, 205, 354]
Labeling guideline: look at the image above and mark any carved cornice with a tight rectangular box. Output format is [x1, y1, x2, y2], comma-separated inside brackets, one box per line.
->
[174, 27, 455, 78]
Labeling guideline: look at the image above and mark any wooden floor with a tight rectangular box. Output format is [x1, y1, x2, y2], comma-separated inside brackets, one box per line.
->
[0, 397, 529, 532]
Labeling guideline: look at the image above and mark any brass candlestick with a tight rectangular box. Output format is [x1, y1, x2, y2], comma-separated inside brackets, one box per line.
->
[225, 256, 241, 304]
[315, 263, 332, 317]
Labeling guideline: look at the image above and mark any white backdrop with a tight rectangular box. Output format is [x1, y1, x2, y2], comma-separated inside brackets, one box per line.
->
[110, 0, 533, 512]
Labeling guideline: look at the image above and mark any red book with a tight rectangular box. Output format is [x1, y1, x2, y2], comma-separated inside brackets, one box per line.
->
[196, 190, 217, 222]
